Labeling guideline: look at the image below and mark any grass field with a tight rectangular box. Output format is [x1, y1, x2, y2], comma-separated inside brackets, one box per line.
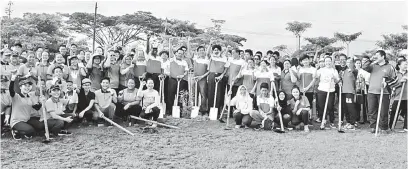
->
[1, 117, 407, 169]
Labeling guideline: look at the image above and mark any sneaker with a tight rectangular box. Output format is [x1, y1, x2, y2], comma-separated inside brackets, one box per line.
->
[11, 130, 21, 140]
[354, 123, 358, 127]
[58, 130, 72, 136]
[304, 125, 310, 132]
[343, 123, 350, 130]
[329, 123, 336, 129]
[347, 125, 356, 130]
[315, 118, 321, 123]
[244, 125, 250, 129]
[254, 125, 261, 131]
[398, 129, 408, 133]
[151, 123, 158, 128]
[23, 135, 33, 139]
[235, 125, 241, 129]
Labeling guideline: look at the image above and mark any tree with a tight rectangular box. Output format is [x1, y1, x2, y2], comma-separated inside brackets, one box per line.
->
[0, 13, 67, 52]
[285, 21, 312, 51]
[334, 32, 362, 57]
[62, 11, 164, 48]
[273, 45, 292, 55]
[376, 26, 407, 60]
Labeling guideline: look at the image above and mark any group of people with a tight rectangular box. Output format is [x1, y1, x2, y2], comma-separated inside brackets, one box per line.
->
[0, 37, 406, 140]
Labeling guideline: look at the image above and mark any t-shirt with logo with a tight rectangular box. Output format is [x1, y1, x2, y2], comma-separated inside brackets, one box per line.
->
[316, 67, 339, 92]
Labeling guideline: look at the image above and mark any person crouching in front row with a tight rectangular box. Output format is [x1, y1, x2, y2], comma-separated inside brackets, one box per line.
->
[227, 85, 258, 129]
[288, 86, 312, 132]
[93, 77, 118, 127]
[135, 78, 161, 128]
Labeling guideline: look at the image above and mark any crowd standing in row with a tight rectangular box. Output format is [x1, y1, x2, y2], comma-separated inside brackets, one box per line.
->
[0, 37, 407, 140]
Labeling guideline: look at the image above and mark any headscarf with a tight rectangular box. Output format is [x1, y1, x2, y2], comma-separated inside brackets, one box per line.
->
[232, 85, 253, 110]
[277, 90, 288, 108]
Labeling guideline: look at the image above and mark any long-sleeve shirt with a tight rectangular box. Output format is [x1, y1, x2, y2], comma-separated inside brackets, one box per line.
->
[363, 61, 398, 95]
[392, 71, 407, 101]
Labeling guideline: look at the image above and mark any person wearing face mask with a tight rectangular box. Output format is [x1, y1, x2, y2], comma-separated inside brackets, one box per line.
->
[280, 60, 298, 100]
[315, 56, 340, 128]
[103, 50, 121, 94]
[86, 54, 104, 92]
[388, 59, 407, 132]
[8, 75, 45, 140]
[47, 53, 69, 81]
[289, 86, 311, 132]
[136, 78, 161, 127]
[117, 78, 141, 126]
[227, 85, 257, 129]
[93, 77, 118, 127]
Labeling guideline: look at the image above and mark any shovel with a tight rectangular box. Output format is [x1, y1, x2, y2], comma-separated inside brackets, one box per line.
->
[38, 75, 51, 143]
[375, 78, 385, 137]
[172, 78, 182, 118]
[338, 85, 345, 133]
[191, 78, 199, 119]
[158, 75, 166, 119]
[320, 90, 330, 130]
[391, 82, 405, 130]
[272, 82, 285, 133]
[218, 85, 229, 123]
[209, 78, 220, 121]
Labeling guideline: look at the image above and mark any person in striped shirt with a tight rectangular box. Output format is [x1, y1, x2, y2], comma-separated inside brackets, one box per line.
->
[362, 50, 398, 133]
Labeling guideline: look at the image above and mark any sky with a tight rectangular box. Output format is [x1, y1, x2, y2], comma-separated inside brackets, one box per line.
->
[1, 0, 407, 56]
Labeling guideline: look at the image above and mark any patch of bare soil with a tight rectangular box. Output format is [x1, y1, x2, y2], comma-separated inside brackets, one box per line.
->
[1, 118, 407, 169]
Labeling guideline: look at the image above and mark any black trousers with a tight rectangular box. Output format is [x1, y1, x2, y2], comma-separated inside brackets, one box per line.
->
[167, 77, 188, 116]
[317, 90, 335, 123]
[356, 92, 368, 122]
[140, 107, 160, 121]
[367, 93, 390, 130]
[291, 110, 310, 126]
[389, 100, 407, 129]
[116, 103, 143, 118]
[234, 112, 252, 126]
[340, 93, 358, 125]
[207, 72, 226, 117]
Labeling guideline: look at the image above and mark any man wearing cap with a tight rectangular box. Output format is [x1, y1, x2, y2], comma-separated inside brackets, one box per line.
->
[77, 78, 100, 125]
[44, 85, 74, 136]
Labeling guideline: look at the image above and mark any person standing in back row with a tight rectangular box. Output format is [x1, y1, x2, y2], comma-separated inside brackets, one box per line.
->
[193, 46, 210, 116]
[362, 50, 398, 134]
[207, 45, 228, 118]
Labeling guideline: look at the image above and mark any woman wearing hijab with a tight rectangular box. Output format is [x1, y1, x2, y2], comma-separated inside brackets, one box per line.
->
[227, 85, 258, 129]
[288, 86, 311, 132]
[276, 90, 292, 128]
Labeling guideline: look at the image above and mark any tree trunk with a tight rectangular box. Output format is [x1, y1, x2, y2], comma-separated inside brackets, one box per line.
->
[298, 36, 301, 51]
[347, 43, 350, 58]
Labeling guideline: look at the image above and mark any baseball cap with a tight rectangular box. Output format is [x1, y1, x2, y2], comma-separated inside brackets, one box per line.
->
[50, 85, 61, 91]
[82, 78, 92, 85]
[18, 78, 33, 86]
